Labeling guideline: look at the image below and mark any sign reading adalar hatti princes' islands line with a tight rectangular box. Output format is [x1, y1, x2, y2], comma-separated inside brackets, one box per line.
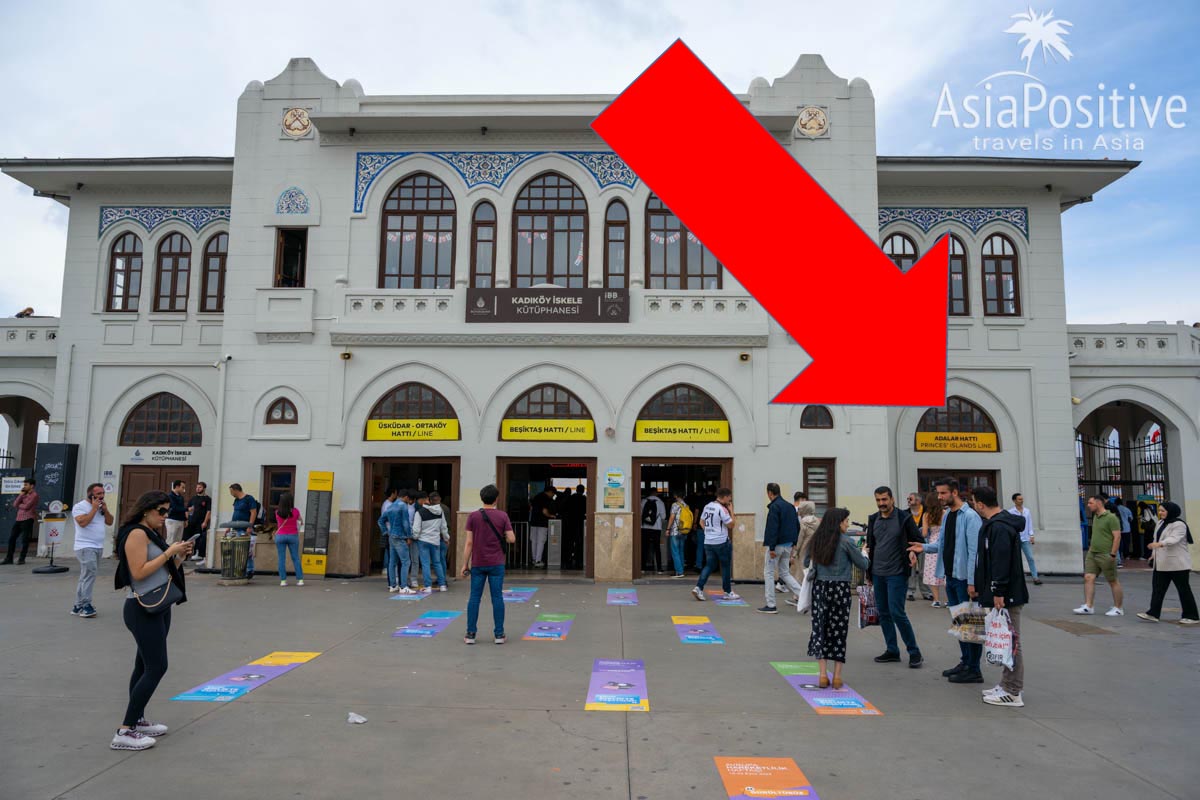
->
[915, 432, 999, 452]
[365, 419, 460, 441]
[466, 288, 629, 323]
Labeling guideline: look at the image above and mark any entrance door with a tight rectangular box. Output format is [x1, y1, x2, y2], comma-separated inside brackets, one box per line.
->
[916, 469, 999, 497]
[119, 465, 200, 526]
[630, 458, 732, 580]
[361, 457, 460, 575]
[495, 457, 597, 579]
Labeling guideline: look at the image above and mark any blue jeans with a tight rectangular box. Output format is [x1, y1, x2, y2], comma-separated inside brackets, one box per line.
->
[873, 574, 921, 658]
[1019, 540, 1039, 579]
[418, 540, 447, 588]
[697, 540, 732, 594]
[944, 578, 981, 670]
[388, 536, 412, 588]
[440, 538, 449, 576]
[467, 564, 506, 636]
[275, 534, 303, 581]
[694, 530, 706, 570]
[669, 534, 686, 576]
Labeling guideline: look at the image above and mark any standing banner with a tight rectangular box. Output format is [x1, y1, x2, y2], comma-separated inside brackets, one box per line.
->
[672, 615, 725, 644]
[172, 651, 321, 702]
[502, 586, 538, 604]
[584, 659, 649, 712]
[606, 588, 639, 606]
[770, 661, 882, 716]
[522, 613, 576, 641]
[303, 471, 333, 577]
[393, 610, 463, 638]
[713, 757, 821, 800]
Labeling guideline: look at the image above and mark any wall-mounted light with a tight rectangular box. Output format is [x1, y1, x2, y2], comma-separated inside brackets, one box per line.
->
[340, 351, 352, 361]
[738, 352, 751, 362]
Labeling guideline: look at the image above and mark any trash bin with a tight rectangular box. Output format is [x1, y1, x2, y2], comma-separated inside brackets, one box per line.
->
[220, 535, 251, 580]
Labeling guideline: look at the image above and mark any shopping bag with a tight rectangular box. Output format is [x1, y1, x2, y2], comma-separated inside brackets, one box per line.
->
[857, 584, 879, 629]
[984, 608, 1015, 669]
[946, 601, 987, 644]
[797, 568, 814, 614]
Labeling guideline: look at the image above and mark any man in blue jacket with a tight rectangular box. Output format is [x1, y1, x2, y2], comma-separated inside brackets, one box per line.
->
[911, 477, 984, 683]
[758, 482, 803, 614]
[379, 493, 414, 594]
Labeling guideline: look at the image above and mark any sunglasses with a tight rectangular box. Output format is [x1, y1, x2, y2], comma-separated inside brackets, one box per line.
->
[155, 506, 170, 516]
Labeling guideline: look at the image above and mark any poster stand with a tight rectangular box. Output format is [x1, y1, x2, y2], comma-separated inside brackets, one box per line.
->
[32, 515, 69, 574]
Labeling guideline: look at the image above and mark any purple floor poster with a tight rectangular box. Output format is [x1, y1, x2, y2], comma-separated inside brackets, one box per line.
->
[585, 658, 649, 711]
[502, 586, 538, 603]
[522, 613, 575, 641]
[607, 588, 638, 606]
[393, 610, 463, 638]
[672, 615, 725, 644]
[172, 651, 321, 702]
[770, 661, 882, 716]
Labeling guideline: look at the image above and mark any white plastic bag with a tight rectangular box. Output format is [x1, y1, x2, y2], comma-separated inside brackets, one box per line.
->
[984, 608, 1014, 669]
[797, 568, 814, 614]
[947, 601, 987, 643]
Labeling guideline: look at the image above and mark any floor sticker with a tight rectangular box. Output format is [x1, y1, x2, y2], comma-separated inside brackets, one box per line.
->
[502, 586, 538, 603]
[672, 615, 725, 644]
[607, 588, 639, 606]
[714, 756, 820, 799]
[172, 651, 321, 702]
[393, 610, 463, 638]
[389, 589, 435, 600]
[770, 661, 882, 716]
[585, 658, 649, 711]
[706, 590, 748, 606]
[522, 613, 576, 641]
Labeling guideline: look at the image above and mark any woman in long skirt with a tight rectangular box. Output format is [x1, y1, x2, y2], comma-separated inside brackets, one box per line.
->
[805, 508, 871, 688]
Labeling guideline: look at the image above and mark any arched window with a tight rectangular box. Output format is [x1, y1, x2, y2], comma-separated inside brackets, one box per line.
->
[380, 173, 457, 289]
[947, 234, 968, 316]
[153, 233, 192, 312]
[501, 384, 594, 441]
[982, 233, 1020, 316]
[915, 395, 999, 451]
[106, 232, 143, 312]
[265, 397, 298, 425]
[646, 195, 721, 289]
[512, 172, 587, 288]
[882, 232, 918, 271]
[470, 201, 496, 288]
[120, 392, 202, 446]
[800, 405, 834, 429]
[635, 383, 730, 442]
[605, 200, 629, 289]
[200, 232, 228, 313]
[366, 382, 460, 441]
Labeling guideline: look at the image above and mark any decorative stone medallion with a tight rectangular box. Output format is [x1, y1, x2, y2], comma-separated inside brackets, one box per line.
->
[282, 108, 312, 138]
[794, 105, 829, 138]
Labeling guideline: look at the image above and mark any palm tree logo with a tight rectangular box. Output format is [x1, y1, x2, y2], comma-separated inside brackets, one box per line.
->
[979, 7, 1073, 84]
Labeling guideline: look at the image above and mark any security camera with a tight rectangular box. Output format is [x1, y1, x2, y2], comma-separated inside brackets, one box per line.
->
[340, 351, 352, 361]
[224, 354, 233, 361]
[738, 352, 751, 362]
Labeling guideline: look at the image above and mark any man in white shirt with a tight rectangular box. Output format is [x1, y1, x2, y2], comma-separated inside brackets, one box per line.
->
[1007, 492, 1042, 585]
[691, 487, 739, 601]
[71, 482, 113, 618]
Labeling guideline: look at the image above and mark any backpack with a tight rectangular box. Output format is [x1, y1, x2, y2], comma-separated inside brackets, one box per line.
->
[677, 504, 695, 534]
[641, 498, 660, 527]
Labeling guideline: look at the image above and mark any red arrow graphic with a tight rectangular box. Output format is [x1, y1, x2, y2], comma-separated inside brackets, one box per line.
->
[592, 41, 949, 407]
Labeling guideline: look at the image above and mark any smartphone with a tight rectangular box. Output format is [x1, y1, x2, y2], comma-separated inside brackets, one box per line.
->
[185, 533, 201, 544]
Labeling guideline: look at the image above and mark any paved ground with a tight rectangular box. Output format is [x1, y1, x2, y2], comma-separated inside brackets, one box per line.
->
[2, 561, 1197, 800]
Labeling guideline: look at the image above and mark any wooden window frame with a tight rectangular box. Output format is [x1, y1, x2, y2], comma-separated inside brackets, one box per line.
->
[981, 232, 1021, 317]
[504, 383, 591, 419]
[199, 232, 228, 313]
[800, 405, 834, 429]
[153, 233, 192, 313]
[645, 195, 722, 289]
[882, 232, 919, 271]
[470, 201, 497, 289]
[510, 172, 588, 288]
[916, 396, 999, 436]
[947, 233, 969, 316]
[273, 228, 308, 288]
[803, 458, 836, 517]
[260, 465, 297, 525]
[604, 199, 629, 289]
[368, 382, 456, 420]
[265, 397, 298, 425]
[637, 383, 726, 421]
[105, 232, 144, 312]
[378, 172, 457, 289]
[119, 392, 203, 447]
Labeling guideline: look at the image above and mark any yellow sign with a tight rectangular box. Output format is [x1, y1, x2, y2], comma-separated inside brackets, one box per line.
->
[365, 418, 460, 441]
[501, 418, 595, 441]
[635, 420, 730, 442]
[249, 651, 322, 666]
[307, 471, 334, 492]
[915, 432, 999, 452]
[301, 553, 327, 576]
[671, 615, 711, 625]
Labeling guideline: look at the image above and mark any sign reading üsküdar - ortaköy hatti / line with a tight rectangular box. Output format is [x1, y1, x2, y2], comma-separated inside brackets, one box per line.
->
[466, 288, 628, 323]
[365, 419, 460, 441]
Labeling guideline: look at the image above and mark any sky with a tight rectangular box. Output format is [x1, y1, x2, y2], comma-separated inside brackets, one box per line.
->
[0, 0, 1196, 324]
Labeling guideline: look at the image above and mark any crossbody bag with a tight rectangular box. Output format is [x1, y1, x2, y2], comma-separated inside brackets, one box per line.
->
[133, 576, 182, 615]
[478, 508, 509, 549]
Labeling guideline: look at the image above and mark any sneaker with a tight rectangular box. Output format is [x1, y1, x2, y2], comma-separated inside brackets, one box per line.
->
[494, 635, 506, 645]
[280, 580, 288, 587]
[1072, 604, 1094, 615]
[421, 587, 433, 593]
[111, 728, 156, 751]
[297, 580, 304, 586]
[389, 586, 398, 593]
[135, 718, 169, 737]
[672, 573, 685, 578]
[775, 582, 787, 593]
[723, 592, 742, 601]
[79, 605, 97, 618]
[982, 684, 1004, 696]
[1180, 618, 1200, 626]
[692, 586, 706, 601]
[1033, 579, 1043, 585]
[983, 691, 1024, 708]
[70, 605, 82, 616]
[1105, 607, 1124, 617]
[909, 654, 924, 669]
[399, 587, 416, 595]
[874, 651, 901, 663]
[756, 605, 779, 614]
[907, 592, 915, 601]
[464, 633, 476, 645]
[948, 670, 984, 684]
[922, 593, 934, 601]
[931, 601, 943, 608]
[942, 663, 966, 677]
[532, 561, 544, 568]
[1136, 612, 1159, 623]
[439, 586, 447, 592]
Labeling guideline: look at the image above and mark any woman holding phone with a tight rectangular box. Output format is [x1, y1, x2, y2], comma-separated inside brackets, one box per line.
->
[111, 490, 192, 751]
[274, 492, 304, 586]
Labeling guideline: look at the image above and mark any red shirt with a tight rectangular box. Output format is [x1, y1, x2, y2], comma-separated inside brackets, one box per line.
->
[465, 508, 511, 567]
[13, 491, 39, 522]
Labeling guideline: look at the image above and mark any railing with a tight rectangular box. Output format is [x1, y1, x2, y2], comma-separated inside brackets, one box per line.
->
[0, 318, 59, 357]
[1067, 323, 1200, 361]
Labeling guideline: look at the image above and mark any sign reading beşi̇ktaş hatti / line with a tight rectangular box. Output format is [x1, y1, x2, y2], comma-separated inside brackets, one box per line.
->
[635, 420, 730, 442]
[501, 419, 595, 441]
[914, 432, 998, 452]
[366, 419, 460, 441]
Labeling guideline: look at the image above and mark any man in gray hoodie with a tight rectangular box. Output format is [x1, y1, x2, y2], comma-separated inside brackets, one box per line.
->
[415, 493, 449, 591]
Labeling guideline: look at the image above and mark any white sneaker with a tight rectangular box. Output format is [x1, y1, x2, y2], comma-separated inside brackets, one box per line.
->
[439, 585, 447, 592]
[135, 718, 169, 737]
[296, 580, 304, 586]
[1105, 607, 1124, 617]
[280, 580, 288, 587]
[692, 586, 706, 601]
[982, 684, 1004, 696]
[775, 582, 787, 593]
[399, 587, 415, 595]
[389, 586, 398, 593]
[532, 561, 544, 567]
[1180, 618, 1200, 625]
[1072, 604, 1094, 615]
[983, 691, 1024, 708]
[724, 592, 742, 601]
[111, 728, 156, 750]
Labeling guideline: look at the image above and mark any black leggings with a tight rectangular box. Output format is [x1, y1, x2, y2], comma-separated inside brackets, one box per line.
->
[1148, 569, 1199, 620]
[122, 599, 172, 727]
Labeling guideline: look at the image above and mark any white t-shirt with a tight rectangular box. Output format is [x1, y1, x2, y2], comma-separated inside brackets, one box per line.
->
[1007, 506, 1035, 543]
[72, 499, 109, 550]
[700, 501, 732, 545]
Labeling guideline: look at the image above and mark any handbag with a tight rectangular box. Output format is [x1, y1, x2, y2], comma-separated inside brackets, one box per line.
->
[797, 567, 815, 614]
[133, 576, 182, 616]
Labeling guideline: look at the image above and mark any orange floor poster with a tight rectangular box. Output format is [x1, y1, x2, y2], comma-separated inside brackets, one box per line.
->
[713, 757, 820, 799]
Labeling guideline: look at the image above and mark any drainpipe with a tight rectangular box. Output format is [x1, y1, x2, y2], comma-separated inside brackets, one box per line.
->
[205, 358, 229, 569]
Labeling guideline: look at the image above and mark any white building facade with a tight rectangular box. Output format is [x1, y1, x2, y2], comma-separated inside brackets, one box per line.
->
[3, 56, 1195, 581]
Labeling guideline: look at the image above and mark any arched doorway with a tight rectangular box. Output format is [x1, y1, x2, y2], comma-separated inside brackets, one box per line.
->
[117, 392, 203, 525]
[0, 396, 50, 469]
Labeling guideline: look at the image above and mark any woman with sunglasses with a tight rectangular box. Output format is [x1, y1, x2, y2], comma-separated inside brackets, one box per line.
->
[111, 490, 193, 750]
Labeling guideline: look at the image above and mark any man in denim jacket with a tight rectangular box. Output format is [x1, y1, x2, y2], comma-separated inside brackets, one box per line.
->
[379, 495, 414, 594]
